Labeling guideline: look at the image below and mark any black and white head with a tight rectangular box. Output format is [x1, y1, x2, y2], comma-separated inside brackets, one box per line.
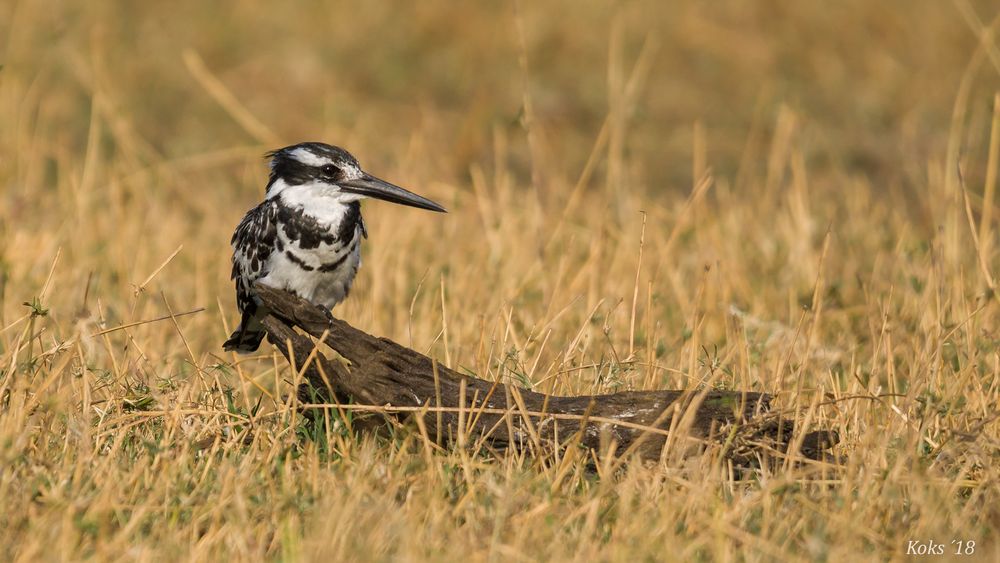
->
[264, 142, 446, 212]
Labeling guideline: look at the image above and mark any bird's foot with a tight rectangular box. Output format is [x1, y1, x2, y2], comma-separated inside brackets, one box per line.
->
[322, 307, 336, 326]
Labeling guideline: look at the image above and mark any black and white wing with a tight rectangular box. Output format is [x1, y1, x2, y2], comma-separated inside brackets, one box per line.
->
[230, 199, 280, 315]
[224, 200, 279, 352]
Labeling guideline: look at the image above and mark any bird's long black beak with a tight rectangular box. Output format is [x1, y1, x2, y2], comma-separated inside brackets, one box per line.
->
[339, 174, 446, 212]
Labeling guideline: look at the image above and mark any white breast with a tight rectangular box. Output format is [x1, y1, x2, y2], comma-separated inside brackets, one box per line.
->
[260, 241, 361, 309]
[256, 188, 365, 309]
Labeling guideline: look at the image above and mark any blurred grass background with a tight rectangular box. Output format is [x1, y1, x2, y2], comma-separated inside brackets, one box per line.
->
[2, 0, 1000, 560]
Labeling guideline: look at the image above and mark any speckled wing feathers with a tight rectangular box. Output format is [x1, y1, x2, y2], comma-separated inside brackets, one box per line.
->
[224, 200, 279, 352]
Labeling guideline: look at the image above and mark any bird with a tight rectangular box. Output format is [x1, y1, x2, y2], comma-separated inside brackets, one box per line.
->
[224, 142, 445, 353]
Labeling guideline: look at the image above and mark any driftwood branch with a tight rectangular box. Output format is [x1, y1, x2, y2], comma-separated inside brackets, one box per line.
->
[254, 284, 837, 463]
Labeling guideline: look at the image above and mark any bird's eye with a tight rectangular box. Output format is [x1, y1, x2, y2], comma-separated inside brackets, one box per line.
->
[321, 164, 340, 177]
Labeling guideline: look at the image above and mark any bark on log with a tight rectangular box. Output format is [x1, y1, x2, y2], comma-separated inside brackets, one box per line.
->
[253, 283, 837, 464]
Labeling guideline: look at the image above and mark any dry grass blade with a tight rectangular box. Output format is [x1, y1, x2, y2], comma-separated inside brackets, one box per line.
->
[90, 307, 206, 336]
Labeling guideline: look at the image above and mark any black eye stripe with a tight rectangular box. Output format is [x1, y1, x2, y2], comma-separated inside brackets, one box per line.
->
[270, 158, 313, 185]
[267, 150, 349, 186]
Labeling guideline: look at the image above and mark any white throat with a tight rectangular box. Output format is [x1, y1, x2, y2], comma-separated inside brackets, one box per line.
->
[275, 181, 361, 222]
[268, 178, 362, 203]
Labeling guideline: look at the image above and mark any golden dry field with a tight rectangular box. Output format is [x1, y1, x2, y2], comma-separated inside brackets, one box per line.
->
[2, 0, 1000, 560]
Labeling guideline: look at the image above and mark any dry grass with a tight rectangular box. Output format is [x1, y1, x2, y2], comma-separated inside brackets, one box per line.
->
[2, 0, 1000, 560]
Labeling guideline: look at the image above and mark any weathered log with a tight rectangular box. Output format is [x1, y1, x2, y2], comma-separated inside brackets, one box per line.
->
[253, 283, 837, 463]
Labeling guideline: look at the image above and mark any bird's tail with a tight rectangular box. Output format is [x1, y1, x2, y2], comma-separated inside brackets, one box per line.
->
[223, 313, 266, 353]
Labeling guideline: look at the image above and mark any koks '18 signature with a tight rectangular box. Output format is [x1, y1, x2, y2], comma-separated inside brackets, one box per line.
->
[906, 540, 975, 556]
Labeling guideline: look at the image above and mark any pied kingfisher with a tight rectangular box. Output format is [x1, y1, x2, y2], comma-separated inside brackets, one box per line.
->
[224, 142, 445, 353]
